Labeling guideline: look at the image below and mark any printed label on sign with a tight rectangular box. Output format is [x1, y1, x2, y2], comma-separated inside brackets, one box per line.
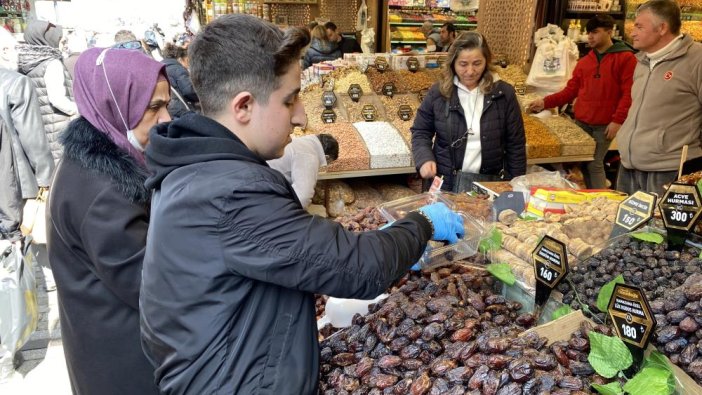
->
[383, 82, 396, 97]
[375, 57, 388, 72]
[348, 84, 363, 102]
[322, 91, 337, 109]
[398, 105, 413, 121]
[515, 82, 526, 96]
[608, 284, 656, 349]
[615, 191, 657, 231]
[321, 109, 337, 123]
[361, 104, 377, 122]
[658, 183, 702, 231]
[407, 57, 419, 72]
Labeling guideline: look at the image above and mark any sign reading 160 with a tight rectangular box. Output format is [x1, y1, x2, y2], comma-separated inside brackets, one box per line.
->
[621, 324, 638, 340]
[670, 210, 691, 222]
[539, 266, 553, 281]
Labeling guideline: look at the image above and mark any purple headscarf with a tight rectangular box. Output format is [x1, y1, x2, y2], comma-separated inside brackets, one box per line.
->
[73, 47, 167, 165]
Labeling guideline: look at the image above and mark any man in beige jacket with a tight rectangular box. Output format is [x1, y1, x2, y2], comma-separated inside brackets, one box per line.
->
[616, 0, 702, 196]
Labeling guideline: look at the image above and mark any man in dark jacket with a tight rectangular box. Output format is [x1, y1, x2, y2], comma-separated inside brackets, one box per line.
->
[325, 21, 361, 54]
[528, 14, 637, 189]
[140, 14, 464, 394]
[162, 43, 199, 118]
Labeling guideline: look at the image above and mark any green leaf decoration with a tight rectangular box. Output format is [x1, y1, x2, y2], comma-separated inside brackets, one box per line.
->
[631, 232, 664, 244]
[643, 351, 676, 392]
[479, 228, 503, 254]
[623, 367, 675, 395]
[696, 179, 702, 197]
[551, 305, 573, 321]
[588, 332, 633, 378]
[486, 263, 516, 286]
[592, 382, 623, 395]
[596, 274, 625, 313]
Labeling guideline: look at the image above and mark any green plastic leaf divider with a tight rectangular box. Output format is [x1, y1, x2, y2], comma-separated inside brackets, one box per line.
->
[551, 305, 573, 321]
[479, 227, 502, 254]
[596, 274, 625, 313]
[623, 366, 675, 395]
[588, 332, 633, 378]
[631, 232, 664, 244]
[486, 263, 516, 286]
[592, 382, 623, 395]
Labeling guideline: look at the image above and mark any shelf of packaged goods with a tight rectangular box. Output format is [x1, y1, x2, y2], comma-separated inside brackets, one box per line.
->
[262, 0, 318, 4]
[565, 10, 624, 17]
[389, 21, 477, 27]
[390, 40, 427, 44]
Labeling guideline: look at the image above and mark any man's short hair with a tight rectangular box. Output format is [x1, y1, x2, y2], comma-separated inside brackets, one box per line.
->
[317, 134, 338, 162]
[324, 21, 337, 31]
[441, 23, 457, 35]
[637, 0, 681, 35]
[189, 14, 310, 116]
[114, 29, 137, 44]
[586, 14, 615, 33]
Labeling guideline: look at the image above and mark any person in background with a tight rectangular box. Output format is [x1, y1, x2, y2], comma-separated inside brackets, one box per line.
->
[162, 42, 199, 118]
[139, 14, 464, 394]
[17, 20, 78, 163]
[324, 21, 361, 55]
[527, 14, 636, 189]
[46, 47, 170, 395]
[412, 31, 526, 192]
[0, 28, 54, 239]
[303, 24, 341, 69]
[62, 30, 88, 80]
[616, 0, 702, 196]
[440, 22, 457, 52]
[267, 133, 338, 208]
[114, 29, 137, 45]
[421, 21, 442, 52]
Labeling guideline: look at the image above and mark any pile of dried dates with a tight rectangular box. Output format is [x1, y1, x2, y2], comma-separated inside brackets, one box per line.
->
[335, 207, 388, 232]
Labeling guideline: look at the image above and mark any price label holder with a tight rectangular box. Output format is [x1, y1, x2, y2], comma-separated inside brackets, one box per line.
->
[515, 82, 527, 96]
[407, 56, 419, 72]
[348, 84, 363, 102]
[321, 91, 337, 109]
[532, 236, 568, 320]
[658, 182, 702, 250]
[437, 56, 448, 68]
[608, 283, 656, 372]
[610, 191, 657, 238]
[398, 105, 413, 121]
[361, 104, 377, 122]
[383, 82, 396, 98]
[418, 88, 429, 102]
[493, 192, 526, 217]
[375, 56, 388, 72]
[321, 109, 337, 124]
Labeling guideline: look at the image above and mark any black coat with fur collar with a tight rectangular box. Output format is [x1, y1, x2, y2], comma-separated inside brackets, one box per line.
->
[46, 117, 158, 395]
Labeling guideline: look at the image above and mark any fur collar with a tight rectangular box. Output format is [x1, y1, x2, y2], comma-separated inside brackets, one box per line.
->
[60, 117, 150, 204]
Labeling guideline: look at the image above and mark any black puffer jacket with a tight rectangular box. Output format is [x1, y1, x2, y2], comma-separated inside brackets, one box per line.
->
[140, 114, 432, 394]
[411, 80, 526, 191]
[303, 38, 342, 69]
[162, 58, 199, 119]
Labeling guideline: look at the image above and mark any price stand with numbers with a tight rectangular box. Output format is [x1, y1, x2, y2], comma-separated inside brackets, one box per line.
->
[361, 104, 377, 122]
[321, 91, 337, 109]
[532, 236, 568, 319]
[374, 56, 388, 72]
[610, 191, 657, 237]
[658, 183, 702, 249]
[347, 84, 363, 102]
[608, 283, 656, 371]
[321, 109, 336, 124]
[407, 56, 419, 72]
[397, 105, 413, 121]
[382, 82, 395, 98]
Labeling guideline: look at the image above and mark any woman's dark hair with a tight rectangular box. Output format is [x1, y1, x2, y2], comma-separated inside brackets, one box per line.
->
[163, 42, 188, 60]
[317, 134, 338, 162]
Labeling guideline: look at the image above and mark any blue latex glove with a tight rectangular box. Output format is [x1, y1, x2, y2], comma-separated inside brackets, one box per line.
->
[418, 202, 465, 244]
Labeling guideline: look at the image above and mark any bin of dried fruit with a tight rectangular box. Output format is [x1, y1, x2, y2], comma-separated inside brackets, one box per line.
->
[334, 206, 388, 232]
[523, 114, 562, 158]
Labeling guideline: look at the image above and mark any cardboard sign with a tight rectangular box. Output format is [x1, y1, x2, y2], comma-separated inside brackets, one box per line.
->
[533, 236, 568, 311]
[659, 183, 702, 231]
[611, 191, 657, 237]
[407, 56, 419, 72]
[375, 56, 389, 72]
[348, 84, 363, 102]
[361, 104, 377, 122]
[608, 283, 656, 350]
[321, 109, 337, 124]
[398, 105, 413, 121]
[322, 91, 337, 109]
[382, 82, 396, 98]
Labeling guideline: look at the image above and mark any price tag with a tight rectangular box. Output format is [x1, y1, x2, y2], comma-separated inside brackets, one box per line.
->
[514, 82, 527, 96]
[321, 109, 337, 124]
[398, 105, 413, 121]
[407, 56, 419, 72]
[608, 283, 656, 350]
[361, 104, 377, 122]
[382, 82, 396, 98]
[348, 84, 363, 102]
[437, 56, 448, 68]
[611, 191, 657, 237]
[418, 88, 429, 102]
[659, 183, 702, 231]
[533, 236, 568, 311]
[321, 91, 337, 109]
[375, 56, 388, 72]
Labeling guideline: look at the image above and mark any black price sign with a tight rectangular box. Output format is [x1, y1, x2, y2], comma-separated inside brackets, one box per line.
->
[659, 183, 702, 231]
[321, 91, 337, 109]
[613, 191, 657, 234]
[375, 56, 389, 72]
[437, 56, 448, 68]
[383, 82, 396, 97]
[515, 82, 526, 96]
[608, 284, 656, 350]
[321, 109, 337, 124]
[533, 236, 568, 312]
[361, 104, 377, 122]
[398, 105, 413, 121]
[407, 56, 419, 72]
[348, 84, 363, 102]
[418, 88, 429, 102]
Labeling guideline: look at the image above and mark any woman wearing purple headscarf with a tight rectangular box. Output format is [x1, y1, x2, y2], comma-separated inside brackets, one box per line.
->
[46, 47, 170, 395]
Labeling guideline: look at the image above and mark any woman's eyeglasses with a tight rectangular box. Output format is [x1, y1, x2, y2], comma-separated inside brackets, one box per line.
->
[112, 40, 142, 50]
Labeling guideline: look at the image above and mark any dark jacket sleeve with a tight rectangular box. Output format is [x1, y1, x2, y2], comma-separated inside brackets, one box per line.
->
[502, 84, 527, 178]
[218, 180, 432, 299]
[411, 85, 440, 171]
[79, 187, 148, 310]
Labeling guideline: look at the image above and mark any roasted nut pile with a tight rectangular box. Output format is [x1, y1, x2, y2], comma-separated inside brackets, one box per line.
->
[333, 69, 374, 96]
[522, 114, 562, 159]
[379, 94, 421, 122]
[342, 97, 387, 123]
[540, 116, 595, 156]
[301, 85, 348, 129]
[496, 65, 528, 86]
[314, 123, 370, 173]
[366, 69, 406, 95]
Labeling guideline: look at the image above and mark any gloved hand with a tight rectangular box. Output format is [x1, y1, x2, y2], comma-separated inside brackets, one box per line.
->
[418, 202, 464, 244]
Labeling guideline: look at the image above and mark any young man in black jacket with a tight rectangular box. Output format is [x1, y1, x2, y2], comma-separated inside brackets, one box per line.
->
[139, 14, 464, 394]
[325, 21, 362, 54]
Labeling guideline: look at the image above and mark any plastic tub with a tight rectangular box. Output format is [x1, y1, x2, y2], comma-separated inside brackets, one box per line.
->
[377, 192, 455, 223]
[418, 214, 486, 270]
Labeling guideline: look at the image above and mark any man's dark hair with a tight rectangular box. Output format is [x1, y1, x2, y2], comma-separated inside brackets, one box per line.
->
[114, 29, 137, 44]
[189, 14, 310, 115]
[637, 0, 681, 35]
[441, 23, 457, 35]
[163, 42, 188, 60]
[324, 22, 337, 31]
[586, 14, 615, 33]
[317, 134, 338, 162]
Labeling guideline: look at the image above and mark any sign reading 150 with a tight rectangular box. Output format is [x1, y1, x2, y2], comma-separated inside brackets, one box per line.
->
[621, 213, 637, 226]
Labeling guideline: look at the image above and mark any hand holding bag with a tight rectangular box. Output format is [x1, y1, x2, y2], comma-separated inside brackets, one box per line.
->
[20, 188, 48, 245]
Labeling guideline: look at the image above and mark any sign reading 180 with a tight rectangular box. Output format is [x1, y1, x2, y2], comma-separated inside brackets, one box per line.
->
[621, 323, 640, 341]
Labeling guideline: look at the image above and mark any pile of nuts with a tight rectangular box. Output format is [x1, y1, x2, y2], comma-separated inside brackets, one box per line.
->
[522, 114, 562, 159]
[314, 123, 370, 172]
[541, 116, 595, 156]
